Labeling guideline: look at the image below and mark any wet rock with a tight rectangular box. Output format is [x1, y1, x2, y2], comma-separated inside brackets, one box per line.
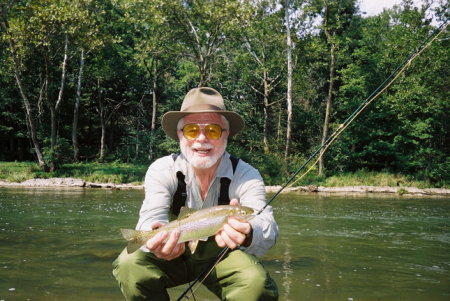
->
[0, 178, 143, 189]
[265, 185, 450, 197]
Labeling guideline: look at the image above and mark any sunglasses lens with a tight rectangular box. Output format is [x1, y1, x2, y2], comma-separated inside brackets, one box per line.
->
[182, 124, 224, 140]
[205, 124, 222, 139]
[183, 124, 200, 140]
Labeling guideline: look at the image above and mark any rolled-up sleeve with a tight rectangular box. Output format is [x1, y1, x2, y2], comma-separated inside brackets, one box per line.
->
[231, 160, 279, 257]
[136, 156, 177, 231]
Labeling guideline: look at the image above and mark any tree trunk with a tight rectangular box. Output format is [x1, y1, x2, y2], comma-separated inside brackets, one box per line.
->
[0, 4, 49, 171]
[108, 116, 115, 151]
[18, 137, 24, 161]
[73, 49, 84, 163]
[53, 34, 68, 148]
[149, 58, 158, 162]
[49, 104, 57, 171]
[198, 67, 207, 88]
[285, 0, 293, 162]
[319, 44, 335, 176]
[277, 104, 282, 141]
[319, 1, 335, 176]
[46, 34, 68, 171]
[98, 80, 106, 163]
[263, 69, 270, 153]
[135, 108, 140, 160]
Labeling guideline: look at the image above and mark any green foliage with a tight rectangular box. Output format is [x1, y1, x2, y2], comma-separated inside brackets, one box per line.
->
[42, 137, 72, 167]
[1, 0, 449, 187]
[397, 188, 409, 195]
[0, 162, 147, 184]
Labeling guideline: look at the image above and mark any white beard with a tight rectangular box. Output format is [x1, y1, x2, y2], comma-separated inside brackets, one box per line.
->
[181, 140, 227, 169]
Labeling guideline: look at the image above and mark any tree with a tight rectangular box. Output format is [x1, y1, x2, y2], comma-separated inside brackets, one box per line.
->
[149, 0, 253, 87]
[0, 1, 49, 171]
[237, 0, 285, 153]
[317, 0, 358, 175]
[285, 0, 294, 161]
[121, 0, 175, 161]
[71, 0, 107, 162]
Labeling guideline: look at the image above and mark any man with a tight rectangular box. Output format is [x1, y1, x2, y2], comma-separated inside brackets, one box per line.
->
[113, 87, 279, 300]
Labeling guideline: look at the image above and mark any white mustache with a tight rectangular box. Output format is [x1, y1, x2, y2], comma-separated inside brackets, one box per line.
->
[191, 143, 214, 150]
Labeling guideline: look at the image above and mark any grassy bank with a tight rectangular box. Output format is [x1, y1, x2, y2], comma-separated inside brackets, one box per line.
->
[0, 162, 148, 185]
[312, 169, 434, 189]
[0, 161, 446, 189]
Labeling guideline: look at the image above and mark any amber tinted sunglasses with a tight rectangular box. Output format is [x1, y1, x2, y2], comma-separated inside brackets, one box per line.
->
[180, 123, 226, 140]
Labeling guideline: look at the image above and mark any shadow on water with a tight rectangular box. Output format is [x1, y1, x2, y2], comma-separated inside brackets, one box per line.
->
[1, 188, 449, 300]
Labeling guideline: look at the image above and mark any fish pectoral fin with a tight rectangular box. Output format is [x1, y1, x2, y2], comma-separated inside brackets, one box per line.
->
[178, 207, 197, 220]
[188, 240, 199, 254]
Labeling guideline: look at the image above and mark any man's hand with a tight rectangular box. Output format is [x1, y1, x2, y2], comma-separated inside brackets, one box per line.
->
[145, 221, 185, 261]
[215, 198, 253, 249]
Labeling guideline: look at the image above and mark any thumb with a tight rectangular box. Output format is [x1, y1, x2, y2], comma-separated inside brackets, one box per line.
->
[150, 221, 163, 230]
[230, 198, 239, 206]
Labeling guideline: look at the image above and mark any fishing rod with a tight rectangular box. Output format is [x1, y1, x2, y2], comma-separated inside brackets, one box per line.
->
[177, 19, 449, 301]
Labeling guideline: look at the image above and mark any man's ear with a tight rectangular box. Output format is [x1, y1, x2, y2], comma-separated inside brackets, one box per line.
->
[177, 130, 183, 141]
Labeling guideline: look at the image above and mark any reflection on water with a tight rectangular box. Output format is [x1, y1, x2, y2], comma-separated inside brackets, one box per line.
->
[282, 242, 293, 301]
[265, 193, 450, 301]
[0, 188, 449, 300]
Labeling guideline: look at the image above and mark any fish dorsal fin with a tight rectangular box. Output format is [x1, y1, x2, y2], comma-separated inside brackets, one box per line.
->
[178, 207, 196, 220]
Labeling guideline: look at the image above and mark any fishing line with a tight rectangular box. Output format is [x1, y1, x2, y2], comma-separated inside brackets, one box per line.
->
[176, 247, 229, 301]
[258, 18, 449, 212]
[286, 18, 449, 189]
[176, 18, 449, 301]
[181, 255, 197, 301]
[184, 246, 230, 300]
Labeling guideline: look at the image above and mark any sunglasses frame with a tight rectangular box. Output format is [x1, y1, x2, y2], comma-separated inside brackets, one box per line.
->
[179, 123, 227, 140]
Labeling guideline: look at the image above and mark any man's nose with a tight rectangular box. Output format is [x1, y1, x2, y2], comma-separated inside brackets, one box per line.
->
[196, 129, 209, 141]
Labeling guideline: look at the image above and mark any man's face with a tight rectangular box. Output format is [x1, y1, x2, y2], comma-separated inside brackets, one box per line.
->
[177, 113, 229, 170]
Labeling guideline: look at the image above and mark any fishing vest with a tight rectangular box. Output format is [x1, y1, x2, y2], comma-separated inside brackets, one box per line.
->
[171, 153, 240, 217]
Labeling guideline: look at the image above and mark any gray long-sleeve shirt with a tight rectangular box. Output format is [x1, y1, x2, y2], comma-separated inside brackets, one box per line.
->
[136, 152, 278, 257]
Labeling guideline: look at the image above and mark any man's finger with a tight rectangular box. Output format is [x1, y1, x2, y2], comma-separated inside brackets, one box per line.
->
[146, 231, 168, 250]
[161, 230, 180, 255]
[215, 232, 226, 248]
[166, 243, 185, 261]
[149, 221, 164, 230]
[228, 219, 251, 235]
[221, 224, 241, 249]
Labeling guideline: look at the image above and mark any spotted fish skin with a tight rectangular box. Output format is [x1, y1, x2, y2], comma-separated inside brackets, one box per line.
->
[120, 205, 255, 254]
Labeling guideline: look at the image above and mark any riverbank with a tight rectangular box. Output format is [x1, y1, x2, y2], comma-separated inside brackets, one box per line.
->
[1, 177, 450, 197]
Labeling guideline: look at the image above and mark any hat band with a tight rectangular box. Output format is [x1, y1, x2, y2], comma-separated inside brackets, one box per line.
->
[183, 104, 223, 112]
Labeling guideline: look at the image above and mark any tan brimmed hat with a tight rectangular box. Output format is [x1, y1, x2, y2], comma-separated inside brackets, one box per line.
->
[161, 87, 245, 141]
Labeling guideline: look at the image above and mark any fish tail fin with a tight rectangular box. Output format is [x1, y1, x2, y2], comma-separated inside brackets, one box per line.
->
[120, 228, 141, 240]
[120, 228, 149, 254]
[126, 240, 144, 254]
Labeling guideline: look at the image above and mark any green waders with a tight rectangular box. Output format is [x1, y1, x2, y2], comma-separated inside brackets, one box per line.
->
[112, 238, 278, 301]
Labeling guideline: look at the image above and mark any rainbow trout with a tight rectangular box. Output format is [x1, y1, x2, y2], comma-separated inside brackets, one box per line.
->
[120, 205, 255, 254]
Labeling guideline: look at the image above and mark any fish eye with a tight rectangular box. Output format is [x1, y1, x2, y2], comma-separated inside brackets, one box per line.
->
[240, 210, 246, 216]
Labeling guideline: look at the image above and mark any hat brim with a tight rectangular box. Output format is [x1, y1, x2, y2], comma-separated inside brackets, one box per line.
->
[162, 110, 245, 141]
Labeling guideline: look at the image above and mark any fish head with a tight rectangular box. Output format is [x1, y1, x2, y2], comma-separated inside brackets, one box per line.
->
[230, 206, 255, 222]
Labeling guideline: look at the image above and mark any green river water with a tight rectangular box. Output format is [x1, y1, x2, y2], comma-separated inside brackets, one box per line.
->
[0, 188, 449, 301]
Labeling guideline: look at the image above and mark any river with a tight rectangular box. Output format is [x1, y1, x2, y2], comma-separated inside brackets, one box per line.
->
[0, 188, 449, 300]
